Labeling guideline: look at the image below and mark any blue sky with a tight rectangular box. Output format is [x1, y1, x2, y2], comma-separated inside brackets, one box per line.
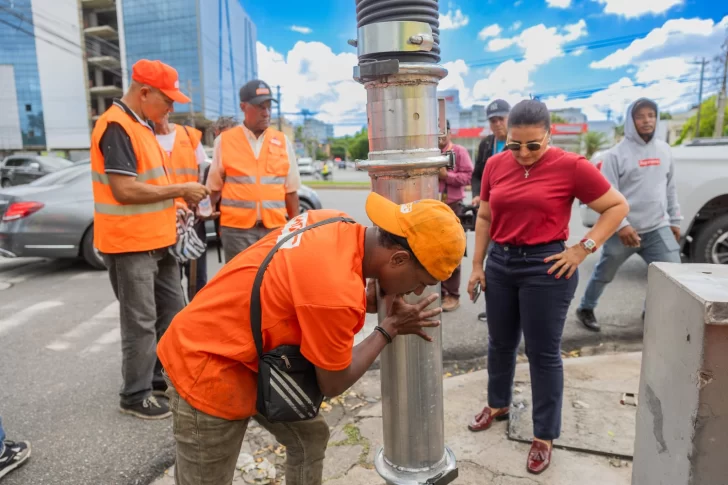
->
[243, 0, 728, 136]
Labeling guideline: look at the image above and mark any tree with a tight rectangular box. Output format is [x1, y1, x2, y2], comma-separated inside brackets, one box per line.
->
[660, 112, 673, 120]
[583, 131, 608, 160]
[676, 95, 728, 145]
[347, 129, 370, 161]
[551, 114, 567, 124]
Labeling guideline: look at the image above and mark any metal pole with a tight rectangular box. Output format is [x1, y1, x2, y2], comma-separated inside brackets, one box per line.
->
[276, 85, 282, 131]
[352, 2, 457, 483]
[694, 58, 706, 139]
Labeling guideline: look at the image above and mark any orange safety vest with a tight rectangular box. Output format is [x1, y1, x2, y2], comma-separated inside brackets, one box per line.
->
[219, 127, 289, 229]
[169, 125, 202, 185]
[90, 104, 177, 254]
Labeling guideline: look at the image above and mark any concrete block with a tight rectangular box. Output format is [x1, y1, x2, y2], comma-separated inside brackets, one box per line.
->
[633, 263, 728, 485]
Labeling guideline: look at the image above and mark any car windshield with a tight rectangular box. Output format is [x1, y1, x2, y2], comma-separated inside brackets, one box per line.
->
[36, 156, 74, 170]
[30, 163, 90, 186]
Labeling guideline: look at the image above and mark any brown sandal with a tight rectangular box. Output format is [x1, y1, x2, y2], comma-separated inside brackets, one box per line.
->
[467, 406, 509, 432]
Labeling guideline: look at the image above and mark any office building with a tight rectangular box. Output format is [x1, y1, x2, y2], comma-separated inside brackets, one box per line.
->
[437, 89, 461, 129]
[120, 0, 258, 124]
[0, 0, 89, 152]
[302, 118, 334, 144]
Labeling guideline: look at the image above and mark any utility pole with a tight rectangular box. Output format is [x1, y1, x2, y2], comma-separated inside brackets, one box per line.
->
[187, 80, 196, 128]
[691, 58, 708, 139]
[714, 40, 728, 138]
[276, 85, 282, 131]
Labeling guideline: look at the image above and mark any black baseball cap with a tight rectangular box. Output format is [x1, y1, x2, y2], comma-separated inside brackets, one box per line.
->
[239, 79, 277, 105]
[486, 99, 511, 119]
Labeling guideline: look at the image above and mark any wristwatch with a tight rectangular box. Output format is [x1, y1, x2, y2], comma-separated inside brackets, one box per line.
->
[580, 238, 597, 253]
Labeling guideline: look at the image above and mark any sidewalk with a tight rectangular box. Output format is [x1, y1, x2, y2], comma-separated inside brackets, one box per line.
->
[151, 352, 641, 485]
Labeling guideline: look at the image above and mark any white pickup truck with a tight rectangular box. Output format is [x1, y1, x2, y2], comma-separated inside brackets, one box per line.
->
[580, 138, 728, 264]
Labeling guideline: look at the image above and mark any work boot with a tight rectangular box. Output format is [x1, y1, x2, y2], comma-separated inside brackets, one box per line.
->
[442, 295, 460, 312]
[120, 396, 172, 420]
[0, 440, 31, 480]
[576, 308, 600, 332]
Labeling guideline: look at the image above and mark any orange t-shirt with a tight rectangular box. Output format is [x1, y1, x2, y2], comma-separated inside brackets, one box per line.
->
[157, 209, 367, 420]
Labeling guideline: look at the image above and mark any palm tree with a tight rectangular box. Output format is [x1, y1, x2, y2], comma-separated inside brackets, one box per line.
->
[583, 131, 608, 160]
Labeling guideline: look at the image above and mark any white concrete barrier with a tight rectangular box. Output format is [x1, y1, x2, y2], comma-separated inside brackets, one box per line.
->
[633, 263, 728, 485]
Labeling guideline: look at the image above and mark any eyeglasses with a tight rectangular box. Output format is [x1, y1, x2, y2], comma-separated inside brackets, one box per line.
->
[506, 133, 549, 152]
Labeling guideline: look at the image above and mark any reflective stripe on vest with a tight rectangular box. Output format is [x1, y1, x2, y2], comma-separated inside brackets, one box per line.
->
[90, 104, 176, 254]
[219, 127, 289, 230]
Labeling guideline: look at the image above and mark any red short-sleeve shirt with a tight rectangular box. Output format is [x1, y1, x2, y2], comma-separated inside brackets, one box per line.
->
[481, 147, 611, 246]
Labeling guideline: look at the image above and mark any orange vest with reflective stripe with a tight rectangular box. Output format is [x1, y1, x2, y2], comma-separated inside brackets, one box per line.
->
[90, 104, 177, 254]
[220, 127, 289, 229]
[169, 125, 202, 185]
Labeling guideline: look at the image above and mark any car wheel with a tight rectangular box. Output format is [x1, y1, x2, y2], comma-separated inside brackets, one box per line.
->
[81, 225, 106, 270]
[692, 214, 728, 264]
[299, 199, 314, 213]
[1, 179, 10, 188]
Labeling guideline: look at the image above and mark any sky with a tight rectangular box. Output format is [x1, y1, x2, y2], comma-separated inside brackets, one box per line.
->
[242, 0, 728, 136]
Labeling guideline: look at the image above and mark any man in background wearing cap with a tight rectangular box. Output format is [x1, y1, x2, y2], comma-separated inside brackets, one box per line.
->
[470, 99, 510, 322]
[90, 59, 209, 419]
[576, 97, 682, 332]
[438, 119, 473, 312]
[157, 194, 466, 485]
[206, 79, 301, 262]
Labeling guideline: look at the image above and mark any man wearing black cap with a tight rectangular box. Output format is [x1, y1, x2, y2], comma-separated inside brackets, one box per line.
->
[470, 99, 510, 322]
[207, 79, 301, 262]
[576, 97, 682, 331]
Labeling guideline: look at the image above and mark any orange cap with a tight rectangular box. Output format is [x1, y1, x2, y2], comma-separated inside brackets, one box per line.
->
[366, 192, 466, 281]
[131, 59, 191, 104]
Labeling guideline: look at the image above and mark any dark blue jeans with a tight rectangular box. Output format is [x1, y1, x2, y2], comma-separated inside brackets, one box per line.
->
[485, 241, 578, 441]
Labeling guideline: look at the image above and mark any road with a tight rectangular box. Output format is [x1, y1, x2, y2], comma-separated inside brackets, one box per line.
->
[0, 189, 649, 484]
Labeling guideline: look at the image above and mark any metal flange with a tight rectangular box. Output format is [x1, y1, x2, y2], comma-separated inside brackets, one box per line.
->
[357, 21, 434, 58]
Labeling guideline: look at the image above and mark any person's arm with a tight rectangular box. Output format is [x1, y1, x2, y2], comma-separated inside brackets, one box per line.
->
[599, 151, 628, 230]
[446, 146, 474, 188]
[471, 138, 487, 199]
[583, 188, 629, 247]
[666, 149, 683, 234]
[283, 135, 301, 218]
[207, 135, 225, 206]
[100, 123, 207, 205]
[313, 294, 440, 397]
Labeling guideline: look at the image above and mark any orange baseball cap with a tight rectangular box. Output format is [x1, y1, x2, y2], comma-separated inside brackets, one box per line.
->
[366, 192, 466, 281]
[131, 59, 191, 104]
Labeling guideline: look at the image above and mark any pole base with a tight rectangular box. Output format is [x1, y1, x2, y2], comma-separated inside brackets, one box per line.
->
[374, 446, 458, 485]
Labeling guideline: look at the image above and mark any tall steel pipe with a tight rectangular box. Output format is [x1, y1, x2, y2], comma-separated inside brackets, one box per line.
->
[352, 2, 458, 483]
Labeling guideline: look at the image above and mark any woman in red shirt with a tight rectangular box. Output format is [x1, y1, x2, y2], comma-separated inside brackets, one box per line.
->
[466, 99, 629, 474]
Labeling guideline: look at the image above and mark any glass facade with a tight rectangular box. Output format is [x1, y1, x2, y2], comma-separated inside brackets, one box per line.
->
[121, 0, 257, 122]
[0, 0, 46, 147]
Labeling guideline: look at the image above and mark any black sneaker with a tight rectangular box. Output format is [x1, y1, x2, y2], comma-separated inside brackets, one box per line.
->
[0, 440, 31, 480]
[477, 312, 487, 322]
[576, 308, 600, 332]
[152, 381, 168, 398]
[120, 396, 172, 420]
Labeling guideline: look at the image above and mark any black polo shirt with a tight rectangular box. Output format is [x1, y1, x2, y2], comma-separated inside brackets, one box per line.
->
[98, 99, 155, 177]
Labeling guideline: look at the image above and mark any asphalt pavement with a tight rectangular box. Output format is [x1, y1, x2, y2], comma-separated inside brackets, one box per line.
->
[0, 187, 649, 485]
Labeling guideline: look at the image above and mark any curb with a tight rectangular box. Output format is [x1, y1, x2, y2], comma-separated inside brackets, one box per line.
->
[136, 441, 176, 485]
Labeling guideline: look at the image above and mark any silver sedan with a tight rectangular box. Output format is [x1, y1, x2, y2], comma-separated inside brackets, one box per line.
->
[0, 162, 323, 269]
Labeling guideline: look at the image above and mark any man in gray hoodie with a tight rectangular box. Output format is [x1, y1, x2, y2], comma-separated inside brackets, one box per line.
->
[576, 98, 682, 332]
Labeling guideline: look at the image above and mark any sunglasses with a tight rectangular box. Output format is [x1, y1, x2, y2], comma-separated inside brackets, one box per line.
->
[506, 133, 549, 152]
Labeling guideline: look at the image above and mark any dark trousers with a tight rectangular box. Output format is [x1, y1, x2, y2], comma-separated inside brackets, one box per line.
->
[181, 221, 208, 300]
[102, 249, 185, 406]
[441, 200, 465, 298]
[485, 241, 578, 440]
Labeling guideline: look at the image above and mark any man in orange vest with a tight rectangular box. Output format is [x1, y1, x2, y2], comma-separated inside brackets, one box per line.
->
[206, 79, 301, 262]
[156, 113, 213, 299]
[157, 194, 467, 485]
[90, 59, 209, 420]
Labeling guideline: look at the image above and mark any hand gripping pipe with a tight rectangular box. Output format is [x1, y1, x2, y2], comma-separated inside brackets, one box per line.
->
[351, 1, 458, 484]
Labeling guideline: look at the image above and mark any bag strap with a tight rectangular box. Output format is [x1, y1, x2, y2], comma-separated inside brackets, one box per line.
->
[250, 216, 356, 358]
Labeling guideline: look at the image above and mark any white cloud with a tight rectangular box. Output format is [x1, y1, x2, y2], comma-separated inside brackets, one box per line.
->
[511, 21, 522, 31]
[439, 60, 473, 106]
[514, 0, 523, 5]
[472, 60, 533, 104]
[290, 25, 312, 34]
[547, 0, 572, 8]
[478, 24, 502, 40]
[440, 9, 469, 30]
[593, 0, 683, 19]
[571, 47, 587, 56]
[256, 41, 365, 136]
[591, 16, 728, 69]
[485, 20, 588, 68]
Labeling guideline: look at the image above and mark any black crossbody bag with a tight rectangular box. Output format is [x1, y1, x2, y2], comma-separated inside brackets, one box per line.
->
[251, 216, 356, 422]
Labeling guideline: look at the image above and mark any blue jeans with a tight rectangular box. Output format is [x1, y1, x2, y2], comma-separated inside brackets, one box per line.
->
[485, 241, 578, 440]
[0, 416, 5, 453]
[579, 226, 681, 311]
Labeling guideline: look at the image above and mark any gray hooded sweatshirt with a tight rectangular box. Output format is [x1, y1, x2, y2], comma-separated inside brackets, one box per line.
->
[600, 98, 682, 233]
